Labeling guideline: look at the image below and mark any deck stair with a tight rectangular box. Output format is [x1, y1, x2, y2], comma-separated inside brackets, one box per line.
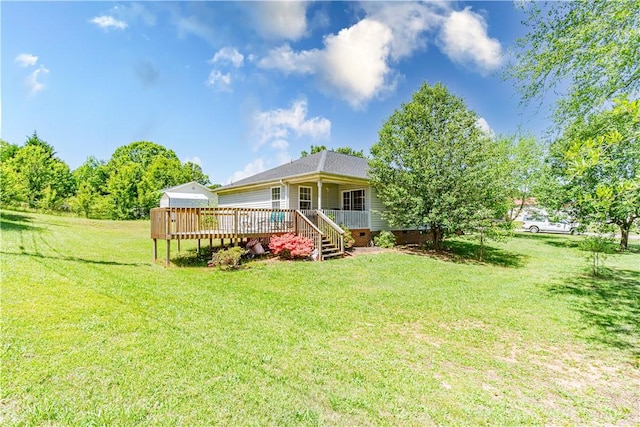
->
[321, 236, 343, 259]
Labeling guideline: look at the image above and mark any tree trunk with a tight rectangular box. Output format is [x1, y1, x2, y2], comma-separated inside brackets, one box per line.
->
[508, 196, 526, 223]
[431, 226, 443, 252]
[619, 222, 631, 251]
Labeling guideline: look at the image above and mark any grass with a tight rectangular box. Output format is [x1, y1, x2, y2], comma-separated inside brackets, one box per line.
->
[1, 210, 639, 425]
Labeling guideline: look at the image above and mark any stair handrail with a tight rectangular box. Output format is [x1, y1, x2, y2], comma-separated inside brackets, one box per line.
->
[294, 210, 324, 260]
[316, 209, 345, 256]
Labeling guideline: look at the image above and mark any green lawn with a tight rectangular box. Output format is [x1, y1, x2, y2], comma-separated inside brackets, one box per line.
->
[2, 210, 639, 425]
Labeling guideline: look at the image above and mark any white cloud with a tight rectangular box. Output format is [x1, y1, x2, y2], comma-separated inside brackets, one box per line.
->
[184, 156, 202, 166]
[26, 65, 49, 94]
[111, 3, 156, 26]
[257, 4, 502, 107]
[360, 2, 447, 61]
[227, 158, 266, 184]
[258, 44, 317, 75]
[270, 139, 289, 150]
[90, 15, 128, 30]
[206, 70, 232, 92]
[252, 1, 308, 40]
[174, 15, 215, 44]
[476, 117, 494, 137]
[229, 99, 329, 183]
[438, 7, 503, 73]
[319, 19, 394, 109]
[209, 47, 244, 68]
[258, 19, 395, 109]
[15, 53, 38, 67]
[252, 99, 330, 149]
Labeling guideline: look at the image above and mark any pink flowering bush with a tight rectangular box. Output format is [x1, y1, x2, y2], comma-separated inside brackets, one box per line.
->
[268, 233, 313, 259]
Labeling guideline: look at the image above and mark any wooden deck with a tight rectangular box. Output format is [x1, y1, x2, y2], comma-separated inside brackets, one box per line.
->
[150, 207, 344, 266]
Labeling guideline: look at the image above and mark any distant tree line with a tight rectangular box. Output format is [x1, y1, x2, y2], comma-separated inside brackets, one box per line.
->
[300, 145, 366, 158]
[1, 133, 210, 220]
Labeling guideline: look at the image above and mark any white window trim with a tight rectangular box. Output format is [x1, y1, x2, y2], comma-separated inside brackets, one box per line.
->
[299, 186, 312, 210]
[271, 186, 281, 209]
[341, 188, 366, 211]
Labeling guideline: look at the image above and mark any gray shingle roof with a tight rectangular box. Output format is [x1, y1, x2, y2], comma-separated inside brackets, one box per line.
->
[219, 151, 368, 190]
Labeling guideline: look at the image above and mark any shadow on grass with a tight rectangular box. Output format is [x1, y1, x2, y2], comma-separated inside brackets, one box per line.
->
[1, 212, 33, 223]
[548, 268, 640, 359]
[401, 239, 527, 268]
[172, 247, 215, 267]
[513, 231, 583, 249]
[529, 234, 640, 254]
[171, 247, 269, 269]
[1, 250, 146, 267]
[0, 212, 40, 232]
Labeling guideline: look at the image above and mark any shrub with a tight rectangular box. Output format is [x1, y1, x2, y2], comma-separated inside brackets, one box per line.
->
[269, 233, 313, 259]
[208, 246, 247, 270]
[374, 231, 396, 248]
[578, 235, 617, 277]
[341, 224, 355, 250]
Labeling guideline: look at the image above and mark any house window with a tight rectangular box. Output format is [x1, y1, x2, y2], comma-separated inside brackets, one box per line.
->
[299, 186, 312, 210]
[342, 189, 365, 211]
[271, 187, 281, 209]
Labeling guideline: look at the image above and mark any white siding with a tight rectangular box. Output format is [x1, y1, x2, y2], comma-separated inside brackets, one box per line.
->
[218, 187, 272, 208]
[323, 183, 340, 210]
[369, 187, 419, 232]
[369, 187, 392, 231]
[288, 183, 319, 210]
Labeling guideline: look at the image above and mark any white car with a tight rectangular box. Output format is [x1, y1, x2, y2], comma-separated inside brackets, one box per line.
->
[522, 216, 579, 234]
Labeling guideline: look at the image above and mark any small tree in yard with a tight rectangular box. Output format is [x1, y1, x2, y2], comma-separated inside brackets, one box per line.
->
[269, 233, 314, 260]
[369, 82, 510, 251]
[467, 207, 514, 261]
[579, 234, 617, 277]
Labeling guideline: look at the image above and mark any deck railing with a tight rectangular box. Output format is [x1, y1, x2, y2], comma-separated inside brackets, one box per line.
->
[302, 209, 368, 229]
[323, 209, 368, 229]
[316, 210, 344, 255]
[150, 207, 296, 239]
[294, 210, 324, 259]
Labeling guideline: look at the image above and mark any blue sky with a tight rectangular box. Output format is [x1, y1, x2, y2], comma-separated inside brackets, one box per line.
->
[2, 1, 551, 185]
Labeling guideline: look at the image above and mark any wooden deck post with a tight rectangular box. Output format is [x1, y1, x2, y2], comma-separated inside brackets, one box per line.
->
[209, 237, 213, 249]
[197, 239, 201, 253]
[233, 209, 239, 246]
[177, 238, 181, 253]
[166, 239, 171, 267]
[153, 239, 157, 262]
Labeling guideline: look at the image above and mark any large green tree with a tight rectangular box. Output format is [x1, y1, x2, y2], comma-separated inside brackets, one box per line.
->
[181, 161, 210, 186]
[549, 98, 640, 250]
[69, 157, 110, 218]
[1, 133, 74, 209]
[369, 82, 510, 251]
[0, 139, 23, 205]
[507, 0, 639, 123]
[104, 141, 209, 219]
[105, 141, 179, 219]
[0, 139, 19, 163]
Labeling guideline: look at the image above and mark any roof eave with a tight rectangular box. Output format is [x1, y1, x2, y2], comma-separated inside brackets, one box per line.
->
[215, 171, 369, 194]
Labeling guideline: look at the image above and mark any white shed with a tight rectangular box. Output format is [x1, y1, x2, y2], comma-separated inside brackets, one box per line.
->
[159, 181, 216, 208]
